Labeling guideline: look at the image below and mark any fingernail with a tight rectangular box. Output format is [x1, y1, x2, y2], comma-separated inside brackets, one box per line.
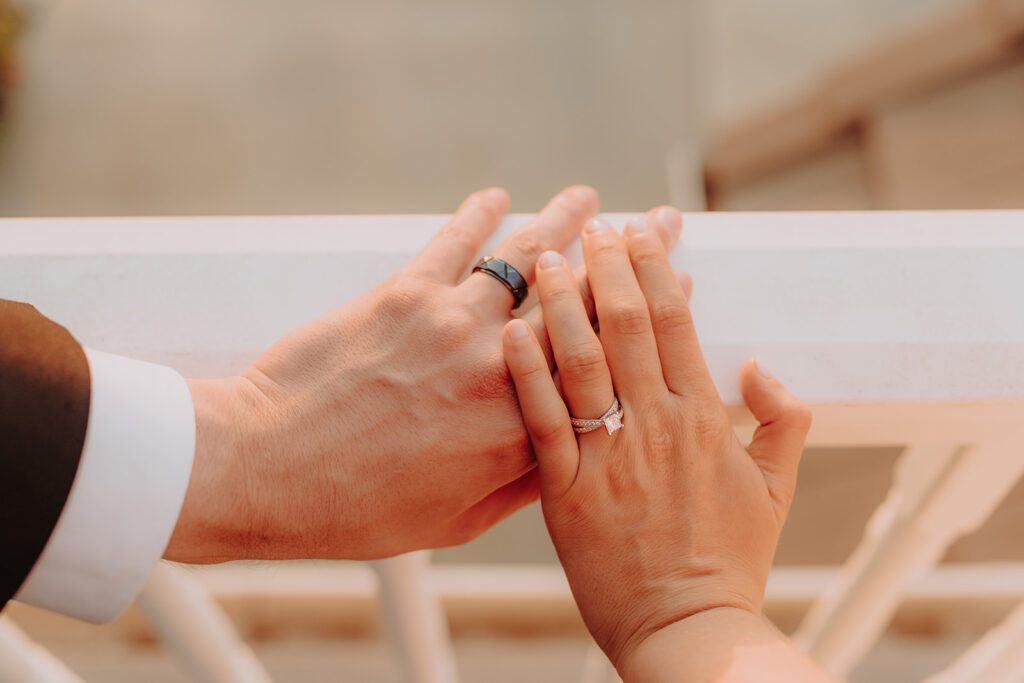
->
[485, 187, 507, 202]
[754, 357, 774, 379]
[625, 216, 649, 235]
[584, 217, 613, 234]
[538, 250, 563, 269]
[657, 207, 683, 235]
[507, 319, 529, 339]
[570, 185, 598, 203]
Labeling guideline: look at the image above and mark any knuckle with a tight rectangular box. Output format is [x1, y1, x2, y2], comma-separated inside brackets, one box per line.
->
[441, 224, 477, 251]
[514, 362, 554, 391]
[482, 432, 534, 481]
[558, 344, 607, 383]
[650, 300, 694, 336]
[436, 313, 474, 346]
[460, 359, 515, 402]
[378, 283, 427, 320]
[605, 299, 651, 336]
[630, 241, 664, 265]
[638, 407, 682, 459]
[531, 416, 568, 445]
[542, 282, 582, 306]
[508, 430, 534, 464]
[692, 422, 725, 452]
[690, 404, 729, 447]
[645, 427, 677, 461]
[511, 231, 544, 260]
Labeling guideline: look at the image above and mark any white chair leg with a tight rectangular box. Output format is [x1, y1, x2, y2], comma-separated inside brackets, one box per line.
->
[794, 442, 1024, 677]
[925, 600, 1024, 683]
[135, 562, 272, 683]
[0, 617, 83, 683]
[371, 551, 458, 683]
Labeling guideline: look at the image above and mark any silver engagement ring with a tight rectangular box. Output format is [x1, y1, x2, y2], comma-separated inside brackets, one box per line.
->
[570, 397, 624, 435]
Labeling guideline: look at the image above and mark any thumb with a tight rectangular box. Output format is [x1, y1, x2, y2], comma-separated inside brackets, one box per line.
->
[740, 357, 812, 512]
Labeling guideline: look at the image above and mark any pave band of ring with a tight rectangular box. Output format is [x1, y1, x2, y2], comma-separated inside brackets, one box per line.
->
[570, 397, 624, 436]
[472, 257, 528, 309]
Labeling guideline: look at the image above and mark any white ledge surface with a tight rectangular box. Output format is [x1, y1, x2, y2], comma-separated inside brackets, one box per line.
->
[1, 211, 1022, 409]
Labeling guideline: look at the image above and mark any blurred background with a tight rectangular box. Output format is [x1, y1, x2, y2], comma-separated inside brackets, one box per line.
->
[2, 0, 1020, 218]
[2, 0, 1023, 681]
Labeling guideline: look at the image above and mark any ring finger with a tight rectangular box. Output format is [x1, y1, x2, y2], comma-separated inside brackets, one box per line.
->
[461, 185, 599, 314]
[534, 250, 616, 429]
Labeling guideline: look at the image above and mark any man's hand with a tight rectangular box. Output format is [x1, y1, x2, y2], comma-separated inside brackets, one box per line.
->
[164, 187, 685, 563]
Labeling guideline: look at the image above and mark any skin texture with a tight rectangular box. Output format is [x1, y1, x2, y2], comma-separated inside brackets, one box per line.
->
[502, 215, 833, 681]
[164, 187, 688, 563]
[621, 608, 839, 683]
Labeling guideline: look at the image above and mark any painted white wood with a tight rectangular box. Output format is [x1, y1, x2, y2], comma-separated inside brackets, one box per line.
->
[135, 563, 272, 683]
[926, 600, 1024, 683]
[371, 552, 459, 683]
[794, 441, 1024, 677]
[1, 211, 1022, 411]
[1, 211, 1022, 680]
[162, 561, 1024, 606]
[0, 617, 83, 683]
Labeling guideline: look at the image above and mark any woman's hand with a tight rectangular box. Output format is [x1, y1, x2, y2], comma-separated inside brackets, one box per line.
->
[165, 187, 687, 564]
[502, 214, 814, 675]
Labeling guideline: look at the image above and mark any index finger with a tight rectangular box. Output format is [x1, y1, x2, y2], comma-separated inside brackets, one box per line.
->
[461, 185, 599, 314]
[410, 187, 511, 283]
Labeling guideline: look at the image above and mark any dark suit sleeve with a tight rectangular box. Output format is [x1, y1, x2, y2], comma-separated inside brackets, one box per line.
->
[0, 299, 90, 610]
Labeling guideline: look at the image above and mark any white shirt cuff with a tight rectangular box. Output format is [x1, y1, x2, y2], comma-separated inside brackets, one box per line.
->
[14, 349, 195, 623]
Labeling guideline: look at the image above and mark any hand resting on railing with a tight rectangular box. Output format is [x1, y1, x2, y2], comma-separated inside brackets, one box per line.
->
[503, 216, 839, 682]
[163, 186, 690, 563]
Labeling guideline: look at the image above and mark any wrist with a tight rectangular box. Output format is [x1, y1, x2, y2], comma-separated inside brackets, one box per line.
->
[617, 606, 762, 682]
[617, 606, 833, 683]
[164, 376, 263, 563]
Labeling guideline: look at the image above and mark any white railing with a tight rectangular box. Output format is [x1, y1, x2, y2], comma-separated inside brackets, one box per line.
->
[0, 618, 82, 683]
[2, 211, 1023, 682]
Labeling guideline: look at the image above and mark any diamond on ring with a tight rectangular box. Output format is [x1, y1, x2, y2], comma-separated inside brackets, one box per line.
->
[570, 398, 624, 436]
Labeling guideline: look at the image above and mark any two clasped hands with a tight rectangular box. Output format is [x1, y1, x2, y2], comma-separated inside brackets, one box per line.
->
[168, 186, 835, 681]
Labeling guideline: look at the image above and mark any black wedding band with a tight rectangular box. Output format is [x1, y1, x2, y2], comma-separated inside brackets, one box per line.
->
[472, 257, 528, 309]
